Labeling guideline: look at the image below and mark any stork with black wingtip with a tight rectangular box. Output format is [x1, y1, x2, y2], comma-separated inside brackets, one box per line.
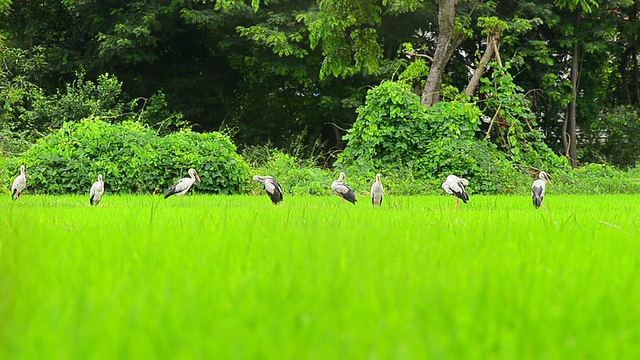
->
[442, 174, 469, 210]
[165, 168, 201, 200]
[253, 175, 284, 205]
[371, 173, 384, 206]
[11, 165, 26, 200]
[532, 171, 551, 208]
[90, 174, 105, 205]
[331, 171, 357, 205]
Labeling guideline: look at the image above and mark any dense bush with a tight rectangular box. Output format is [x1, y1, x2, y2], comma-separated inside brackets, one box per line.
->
[2, 118, 250, 195]
[336, 81, 432, 174]
[335, 81, 529, 193]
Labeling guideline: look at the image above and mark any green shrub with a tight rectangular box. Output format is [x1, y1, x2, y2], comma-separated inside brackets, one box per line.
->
[3, 118, 250, 195]
[335, 81, 528, 194]
[336, 81, 431, 174]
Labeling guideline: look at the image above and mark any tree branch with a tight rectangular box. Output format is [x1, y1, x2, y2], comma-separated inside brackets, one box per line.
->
[464, 34, 496, 97]
[405, 51, 434, 61]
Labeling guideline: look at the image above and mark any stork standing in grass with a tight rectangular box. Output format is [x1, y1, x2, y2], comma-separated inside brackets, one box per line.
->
[532, 171, 551, 208]
[11, 165, 26, 200]
[253, 175, 284, 205]
[371, 173, 384, 206]
[442, 174, 469, 210]
[165, 168, 201, 200]
[90, 174, 104, 205]
[331, 172, 357, 205]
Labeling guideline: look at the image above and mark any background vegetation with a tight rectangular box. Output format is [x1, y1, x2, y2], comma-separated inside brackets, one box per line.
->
[2, 119, 250, 195]
[2, 0, 640, 195]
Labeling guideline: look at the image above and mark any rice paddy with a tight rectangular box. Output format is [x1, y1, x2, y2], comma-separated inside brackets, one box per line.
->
[1, 194, 640, 358]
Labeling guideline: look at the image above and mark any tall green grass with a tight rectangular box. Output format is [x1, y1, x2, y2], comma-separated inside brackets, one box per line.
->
[1, 194, 640, 358]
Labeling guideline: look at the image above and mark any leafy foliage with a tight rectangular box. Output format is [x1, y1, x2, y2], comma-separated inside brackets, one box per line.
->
[336, 81, 525, 193]
[17, 72, 186, 135]
[479, 63, 568, 172]
[336, 81, 430, 173]
[2, 0, 640, 174]
[236, 14, 310, 58]
[2, 118, 250, 195]
[304, 0, 384, 79]
[580, 106, 640, 168]
[0, 34, 48, 140]
[396, 55, 429, 94]
[19, 73, 127, 133]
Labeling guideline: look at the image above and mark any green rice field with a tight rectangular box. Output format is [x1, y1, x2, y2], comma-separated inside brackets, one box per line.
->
[1, 194, 640, 358]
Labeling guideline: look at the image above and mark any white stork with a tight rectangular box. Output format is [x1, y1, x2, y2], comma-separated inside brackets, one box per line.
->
[331, 171, 357, 205]
[90, 174, 105, 205]
[532, 171, 551, 208]
[371, 173, 384, 206]
[165, 168, 201, 199]
[253, 175, 284, 205]
[11, 165, 26, 200]
[442, 174, 469, 210]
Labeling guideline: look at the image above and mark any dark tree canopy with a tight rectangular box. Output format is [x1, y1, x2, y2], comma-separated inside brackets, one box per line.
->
[3, 0, 640, 169]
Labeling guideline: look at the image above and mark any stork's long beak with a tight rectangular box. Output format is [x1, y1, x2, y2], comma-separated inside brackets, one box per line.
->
[196, 173, 202, 182]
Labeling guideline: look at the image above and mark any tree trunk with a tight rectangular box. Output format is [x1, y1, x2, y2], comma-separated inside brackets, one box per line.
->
[421, 0, 458, 107]
[464, 33, 499, 97]
[634, 38, 640, 105]
[332, 123, 343, 148]
[634, 1, 640, 105]
[567, 43, 579, 168]
[562, 107, 569, 157]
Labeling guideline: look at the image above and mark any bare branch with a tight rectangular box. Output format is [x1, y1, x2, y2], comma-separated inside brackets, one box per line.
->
[405, 51, 434, 62]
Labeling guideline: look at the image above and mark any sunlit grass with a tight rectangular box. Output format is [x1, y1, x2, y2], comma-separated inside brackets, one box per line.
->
[1, 194, 640, 358]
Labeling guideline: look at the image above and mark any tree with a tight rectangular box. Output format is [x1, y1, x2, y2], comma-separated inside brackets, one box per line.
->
[421, 0, 464, 107]
[555, 0, 599, 167]
[464, 17, 506, 97]
[304, 0, 467, 108]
